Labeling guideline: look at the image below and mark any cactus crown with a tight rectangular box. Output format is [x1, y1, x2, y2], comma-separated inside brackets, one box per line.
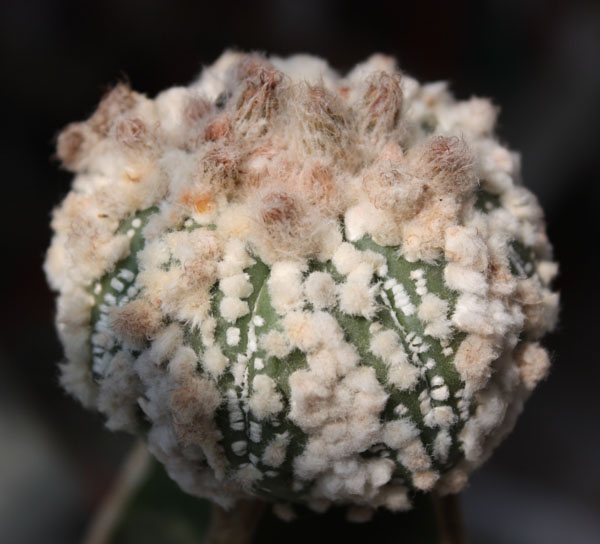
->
[46, 51, 558, 512]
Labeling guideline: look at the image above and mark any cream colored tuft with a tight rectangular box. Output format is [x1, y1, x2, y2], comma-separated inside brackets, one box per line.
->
[219, 297, 250, 323]
[515, 342, 550, 391]
[304, 271, 337, 309]
[262, 432, 291, 467]
[248, 374, 284, 420]
[268, 261, 306, 315]
[453, 335, 498, 396]
[259, 330, 293, 359]
[219, 273, 253, 298]
[202, 346, 229, 378]
[417, 293, 451, 340]
[149, 323, 184, 363]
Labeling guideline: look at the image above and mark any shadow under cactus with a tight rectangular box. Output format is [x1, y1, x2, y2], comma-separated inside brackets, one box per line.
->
[88, 445, 464, 544]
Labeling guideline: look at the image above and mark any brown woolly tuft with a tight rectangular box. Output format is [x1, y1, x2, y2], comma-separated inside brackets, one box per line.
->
[364, 160, 425, 220]
[115, 117, 149, 149]
[109, 299, 162, 348]
[409, 135, 478, 195]
[233, 62, 285, 136]
[56, 122, 87, 171]
[357, 71, 404, 137]
[90, 83, 139, 135]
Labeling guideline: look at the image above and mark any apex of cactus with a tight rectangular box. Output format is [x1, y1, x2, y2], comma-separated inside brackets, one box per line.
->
[45, 51, 558, 514]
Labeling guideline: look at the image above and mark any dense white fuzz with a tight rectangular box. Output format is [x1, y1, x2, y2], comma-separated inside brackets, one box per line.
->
[249, 374, 283, 420]
[226, 327, 240, 346]
[332, 243, 364, 275]
[109, 299, 162, 349]
[200, 317, 217, 347]
[444, 263, 488, 296]
[536, 261, 559, 286]
[383, 419, 420, 449]
[219, 239, 255, 278]
[417, 294, 451, 340]
[387, 362, 421, 391]
[338, 265, 379, 319]
[431, 385, 450, 401]
[288, 314, 392, 503]
[426, 406, 456, 429]
[369, 329, 419, 390]
[397, 439, 432, 472]
[515, 341, 550, 391]
[412, 470, 439, 491]
[97, 352, 139, 431]
[202, 346, 229, 378]
[304, 271, 337, 309]
[452, 294, 494, 336]
[47, 50, 558, 513]
[282, 311, 341, 353]
[259, 330, 293, 359]
[262, 432, 291, 468]
[433, 430, 452, 463]
[220, 273, 253, 299]
[149, 323, 184, 363]
[169, 346, 198, 378]
[370, 329, 403, 362]
[453, 335, 498, 396]
[219, 297, 250, 323]
[444, 226, 489, 271]
[344, 204, 373, 242]
[234, 464, 263, 490]
[268, 261, 306, 315]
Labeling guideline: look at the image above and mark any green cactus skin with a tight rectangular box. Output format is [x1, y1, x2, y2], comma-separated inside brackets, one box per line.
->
[87, 190, 538, 507]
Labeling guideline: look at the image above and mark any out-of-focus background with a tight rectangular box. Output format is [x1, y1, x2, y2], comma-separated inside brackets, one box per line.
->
[1, 1, 599, 542]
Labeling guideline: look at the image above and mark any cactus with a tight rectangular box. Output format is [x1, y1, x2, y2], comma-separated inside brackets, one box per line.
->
[46, 51, 558, 527]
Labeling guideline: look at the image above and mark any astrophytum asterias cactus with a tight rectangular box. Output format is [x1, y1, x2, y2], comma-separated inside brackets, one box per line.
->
[46, 51, 559, 514]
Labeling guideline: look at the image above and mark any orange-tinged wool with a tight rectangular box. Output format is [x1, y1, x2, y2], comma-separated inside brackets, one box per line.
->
[180, 190, 215, 214]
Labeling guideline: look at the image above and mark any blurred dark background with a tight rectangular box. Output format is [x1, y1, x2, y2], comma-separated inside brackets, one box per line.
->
[1, 1, 599, 542]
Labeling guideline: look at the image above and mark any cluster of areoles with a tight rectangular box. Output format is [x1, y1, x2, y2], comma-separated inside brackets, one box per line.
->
[46, 51, 558, 514]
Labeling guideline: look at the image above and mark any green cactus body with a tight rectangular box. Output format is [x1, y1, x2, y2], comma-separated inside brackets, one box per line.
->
[46, 51, 558, 514]
[84, 183, 540, 509]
